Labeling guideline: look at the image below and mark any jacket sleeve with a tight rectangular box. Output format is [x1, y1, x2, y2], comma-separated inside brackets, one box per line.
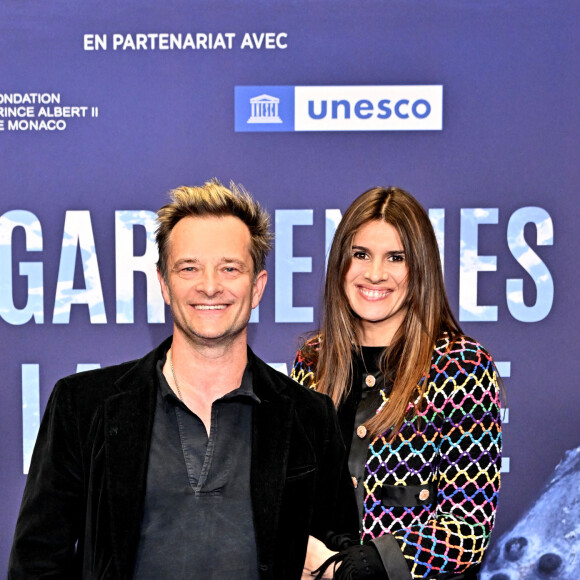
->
[310, 395, 360, 542]
[8, 379, 85, 579]
[290, 347, 317, 389]
[292, 346, 359, 543]
[373, 339, 502, 579]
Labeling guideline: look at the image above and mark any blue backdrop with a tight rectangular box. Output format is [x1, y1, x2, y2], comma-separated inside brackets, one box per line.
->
[1, 2, 579, 577]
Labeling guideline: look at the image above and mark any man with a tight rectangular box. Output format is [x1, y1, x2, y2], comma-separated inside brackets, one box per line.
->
[8, 180, 357, 579]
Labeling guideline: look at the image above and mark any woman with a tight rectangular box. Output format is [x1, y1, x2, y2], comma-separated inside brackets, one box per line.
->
[292, 187, 502, 579]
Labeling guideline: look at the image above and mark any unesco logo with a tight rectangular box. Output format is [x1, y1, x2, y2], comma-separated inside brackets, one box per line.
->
[235, 85, 443, 132]
[247, 94, 283, 124]
[306, 97, 432, 121]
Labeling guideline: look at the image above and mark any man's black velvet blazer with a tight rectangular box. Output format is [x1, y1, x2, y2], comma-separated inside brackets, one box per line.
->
[9, 337, 358, 579]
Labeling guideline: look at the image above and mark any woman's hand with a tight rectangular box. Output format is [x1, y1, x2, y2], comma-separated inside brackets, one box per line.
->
[302, 535, 338, 578]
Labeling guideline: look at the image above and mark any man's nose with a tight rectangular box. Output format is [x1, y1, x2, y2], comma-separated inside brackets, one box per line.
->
[196, 269, 222, 296]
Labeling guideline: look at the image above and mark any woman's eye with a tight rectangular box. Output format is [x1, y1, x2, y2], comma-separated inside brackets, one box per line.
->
[353, 251, 367, 260]
[389, 254, 405, 262]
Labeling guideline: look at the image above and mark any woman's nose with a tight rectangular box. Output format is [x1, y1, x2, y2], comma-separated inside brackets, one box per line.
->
[366, 260, 386, 282]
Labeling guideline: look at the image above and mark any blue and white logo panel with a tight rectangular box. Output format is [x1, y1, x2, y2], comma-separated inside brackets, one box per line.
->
[234, 85, 295, 132]
[235, 85, 443, 132]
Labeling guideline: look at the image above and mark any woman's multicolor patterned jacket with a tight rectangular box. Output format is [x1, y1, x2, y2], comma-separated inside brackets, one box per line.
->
[291, 336, 502, 579]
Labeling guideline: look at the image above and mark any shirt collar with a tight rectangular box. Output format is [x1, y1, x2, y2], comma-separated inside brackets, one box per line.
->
[156, 350, 260, 407]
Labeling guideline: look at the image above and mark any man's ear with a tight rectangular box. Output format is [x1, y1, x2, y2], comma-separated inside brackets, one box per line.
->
[251, 269, 268, 309]
[157, 268, 171, 305]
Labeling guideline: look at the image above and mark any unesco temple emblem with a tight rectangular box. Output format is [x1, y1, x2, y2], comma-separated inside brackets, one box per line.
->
[247, 94, 282, 123]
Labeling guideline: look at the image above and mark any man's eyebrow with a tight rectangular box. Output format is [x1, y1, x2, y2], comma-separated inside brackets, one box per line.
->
[172, 258, 199, 268]
[172, 257, 250, 268]
[220, 257, 249, 268]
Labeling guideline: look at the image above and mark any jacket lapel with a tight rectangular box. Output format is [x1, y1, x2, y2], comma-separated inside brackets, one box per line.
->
[103, 340, 168, 578]
[250, 353, 295, 567]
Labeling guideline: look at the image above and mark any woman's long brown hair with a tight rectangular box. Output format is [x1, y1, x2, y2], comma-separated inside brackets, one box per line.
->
[304, 186, 462, 439]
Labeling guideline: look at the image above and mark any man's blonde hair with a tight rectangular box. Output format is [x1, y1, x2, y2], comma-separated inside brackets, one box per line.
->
[156, 178, 273, 279]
